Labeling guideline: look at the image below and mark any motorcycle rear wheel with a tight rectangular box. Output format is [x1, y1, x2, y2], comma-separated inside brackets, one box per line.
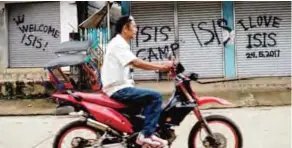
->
[53, 120, 104, 148]
[188, 115, 243, 148]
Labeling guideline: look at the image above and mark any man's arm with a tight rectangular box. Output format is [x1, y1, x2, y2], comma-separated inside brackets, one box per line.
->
[113, 45, 172, 72]
[129, 58, 171, 72]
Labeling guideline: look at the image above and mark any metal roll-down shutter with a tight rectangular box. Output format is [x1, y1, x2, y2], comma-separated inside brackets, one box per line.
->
[177, 2, 224, 78]
[235, 1, 291, 77]
[130, 1, 175, 80]
[8, 2, 60, 67]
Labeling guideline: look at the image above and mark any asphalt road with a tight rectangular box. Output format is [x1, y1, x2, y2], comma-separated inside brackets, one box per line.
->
[0, 106, 290, 148]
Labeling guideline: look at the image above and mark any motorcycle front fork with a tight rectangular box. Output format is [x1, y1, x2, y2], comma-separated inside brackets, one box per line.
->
[193, 106, 215, 138]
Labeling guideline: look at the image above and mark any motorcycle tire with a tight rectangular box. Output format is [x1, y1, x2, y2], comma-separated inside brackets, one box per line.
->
[188, 115, 243, 148]
[52, 119, 104, 148]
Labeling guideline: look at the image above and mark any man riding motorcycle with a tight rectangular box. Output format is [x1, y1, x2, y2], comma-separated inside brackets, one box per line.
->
[101, 15, 174, 147]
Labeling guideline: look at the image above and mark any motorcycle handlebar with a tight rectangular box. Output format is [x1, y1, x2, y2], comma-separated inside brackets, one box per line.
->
[166, 55, 246, 84]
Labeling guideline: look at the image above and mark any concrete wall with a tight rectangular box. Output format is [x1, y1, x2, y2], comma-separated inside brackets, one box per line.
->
[0, 76, 290, 100]
[60, 1, 78, 43]
[0, 72, 50, 99]
[0, 1, 78, 71]
[0, 2, 8, 71]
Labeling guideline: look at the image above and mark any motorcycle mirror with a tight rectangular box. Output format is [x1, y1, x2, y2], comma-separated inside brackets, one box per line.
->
[189, 73, 199, 81]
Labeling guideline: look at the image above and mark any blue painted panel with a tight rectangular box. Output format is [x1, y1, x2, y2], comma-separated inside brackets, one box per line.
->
[223, 1, 236, 78]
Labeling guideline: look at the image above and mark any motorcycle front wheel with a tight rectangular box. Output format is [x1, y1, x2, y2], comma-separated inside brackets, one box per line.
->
[188, 115, 243, 148]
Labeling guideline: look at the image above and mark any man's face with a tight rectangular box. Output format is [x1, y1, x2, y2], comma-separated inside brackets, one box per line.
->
[124, 20, 137, 40]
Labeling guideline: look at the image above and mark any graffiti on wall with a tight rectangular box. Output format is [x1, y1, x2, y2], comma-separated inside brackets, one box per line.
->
[191, 18, 234, 47]
[135, 26, 179, 62]
[237, 15, 282, 59]
[13, 14, 60, 51]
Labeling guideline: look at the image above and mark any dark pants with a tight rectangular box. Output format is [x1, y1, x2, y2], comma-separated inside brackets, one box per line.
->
[111, 87, 163, 137]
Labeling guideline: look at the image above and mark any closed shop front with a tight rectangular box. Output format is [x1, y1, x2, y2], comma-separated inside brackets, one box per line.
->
[177, 2, 224, 78]
[129, 1, 291, 80]
[130, 1, 176, 80]
[130, 1, 224, 80]
[8, 2, 60, 67]
[235, 1, 291, 77]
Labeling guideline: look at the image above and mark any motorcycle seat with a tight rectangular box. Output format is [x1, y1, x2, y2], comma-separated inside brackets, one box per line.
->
[73, 91, 128, 109]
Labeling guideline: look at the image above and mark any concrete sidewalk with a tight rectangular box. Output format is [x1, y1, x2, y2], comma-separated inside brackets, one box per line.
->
[136, 76, 291, 107]
[136, 76, 291, 94]
[0, 76, 291, 115]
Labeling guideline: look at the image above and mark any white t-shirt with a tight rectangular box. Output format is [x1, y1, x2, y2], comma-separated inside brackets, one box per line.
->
[101, 34, 137, 96]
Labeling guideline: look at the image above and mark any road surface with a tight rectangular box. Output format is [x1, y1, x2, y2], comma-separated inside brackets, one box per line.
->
[0, 106, 290, 148]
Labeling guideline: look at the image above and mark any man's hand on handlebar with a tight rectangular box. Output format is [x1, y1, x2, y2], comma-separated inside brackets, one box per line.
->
[158, 60, 175, 72]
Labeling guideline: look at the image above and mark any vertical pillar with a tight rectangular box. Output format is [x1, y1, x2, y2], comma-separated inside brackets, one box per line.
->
[107, 2, 111, 41]
[0, 6, 4, 71]
[222, 1, 236, 78]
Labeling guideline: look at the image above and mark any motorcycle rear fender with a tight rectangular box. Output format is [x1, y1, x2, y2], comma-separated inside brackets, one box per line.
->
[52, 93, 81, 104]
[197, 96, 232, 106]
[52, 93, 134, 134]
[81, 101, 134, 134]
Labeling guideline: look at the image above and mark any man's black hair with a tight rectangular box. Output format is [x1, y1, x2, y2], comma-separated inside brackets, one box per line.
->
[115, 15, 133, 34]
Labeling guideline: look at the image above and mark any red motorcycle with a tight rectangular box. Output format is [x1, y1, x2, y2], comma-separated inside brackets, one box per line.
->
[52, 61, 243, 148]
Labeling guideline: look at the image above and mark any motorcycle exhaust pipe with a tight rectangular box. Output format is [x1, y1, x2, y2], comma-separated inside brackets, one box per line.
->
[86, 118, 121, 136]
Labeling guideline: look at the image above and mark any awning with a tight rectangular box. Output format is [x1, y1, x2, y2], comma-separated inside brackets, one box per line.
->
[44, 54, 87, 68]
[55, 41, 91, 54]
[79, 2, 113, 29]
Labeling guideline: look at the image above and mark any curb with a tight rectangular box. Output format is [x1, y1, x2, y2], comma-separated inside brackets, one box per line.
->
[0, 113, 57, 117]
[0, 104, 290, 117]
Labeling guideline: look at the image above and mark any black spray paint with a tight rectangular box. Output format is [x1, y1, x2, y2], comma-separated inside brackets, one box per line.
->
[13, 14, 60, 51]
[237, 15, 282, 58]
[191, 18, 232, 47]
[136, 43, 179, 62]
[20, 34, 49, 51]
[18, 24, 60, 38]
[135, 25, 178, 62]
[136, 26, 171, 48]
